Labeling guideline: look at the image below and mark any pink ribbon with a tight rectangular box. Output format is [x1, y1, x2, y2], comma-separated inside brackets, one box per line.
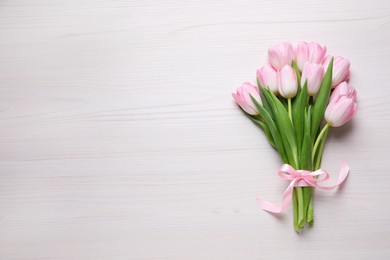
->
[258, 161, 350, 213]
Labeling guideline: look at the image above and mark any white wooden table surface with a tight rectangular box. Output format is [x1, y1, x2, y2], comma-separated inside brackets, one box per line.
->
[1, 0, 390, 259]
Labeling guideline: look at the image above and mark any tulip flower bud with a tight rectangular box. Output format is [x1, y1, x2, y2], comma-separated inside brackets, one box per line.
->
[232, 82, 262, 115]
[301, 62, 324, 96]
[295, 41, 327, 71]
[277, 65, 298, 99]
[268, 42, 294, 70]
[308, 42, 327, 64]
[329, 82, 357, 104]
[295, 42, 309, 72]
[257, 65, 278, 94]
[323, 55, 350, 87]
[325, 82, 357, 127]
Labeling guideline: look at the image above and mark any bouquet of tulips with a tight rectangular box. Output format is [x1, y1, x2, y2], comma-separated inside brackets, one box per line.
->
[232, 42, 357, 232]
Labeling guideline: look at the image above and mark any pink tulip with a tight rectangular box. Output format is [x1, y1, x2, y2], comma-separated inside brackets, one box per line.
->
[268, 42, 294, 70]
[277, 65, 298, 99]
[257, 65, 278, 94]
[232, 82, 262, 115]
[301, 63, 324, 96]
[323, 56, 350, 87]
[325, 82, 357, 127]
[329, 82, 357, 104]
[295, 42, 327, 71]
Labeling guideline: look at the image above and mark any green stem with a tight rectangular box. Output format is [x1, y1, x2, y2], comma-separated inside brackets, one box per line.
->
[307, 192, 314, 224]
[303, 187, 312, 217]
[312, 124, 329, 162]
[293, 189, 299, 231]
[288, 98, 292, 122]
[307, 124, 330, 224]
[314, 126, 329, 171]
[297, 187, 305, 230]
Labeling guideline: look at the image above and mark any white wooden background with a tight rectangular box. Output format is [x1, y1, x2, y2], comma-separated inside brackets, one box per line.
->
[0, 0, 389, 259]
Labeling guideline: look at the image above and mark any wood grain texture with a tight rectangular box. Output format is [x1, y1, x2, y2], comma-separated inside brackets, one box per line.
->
[0, 0, 390, 259]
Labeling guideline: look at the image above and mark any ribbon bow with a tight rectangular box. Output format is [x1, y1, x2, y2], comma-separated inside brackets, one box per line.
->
[258, 161, 350, 213]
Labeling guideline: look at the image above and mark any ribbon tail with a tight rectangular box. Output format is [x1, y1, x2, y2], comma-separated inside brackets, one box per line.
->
[337, 161, 350, 185]
[314, 161, 350, 190]
[257, 180, 296, 214]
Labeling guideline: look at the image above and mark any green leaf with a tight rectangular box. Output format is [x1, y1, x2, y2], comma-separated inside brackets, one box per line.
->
[250, 94, 288, 163]
[311, 57, 333, 138]
[247, 115, 276, 148]
[300, 106, 312, 170]
[280, 96, 288, 111]
[256, 82, 273, 118]
[293, 82, 308, 159]
[262, 89, 298, 168]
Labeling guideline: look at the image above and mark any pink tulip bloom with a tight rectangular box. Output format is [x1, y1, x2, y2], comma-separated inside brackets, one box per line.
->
[268, 42, 295, 70]
[257, 65, 278, 94]
[301, 62, 324, 96]
[277, 65, 298, 99]
[325, 82, 357, 127]
[323, 55, 350, 88]
[295, 42, 327, 71]
[329, 82, 357, 104]
[232, 82, 262, 115]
